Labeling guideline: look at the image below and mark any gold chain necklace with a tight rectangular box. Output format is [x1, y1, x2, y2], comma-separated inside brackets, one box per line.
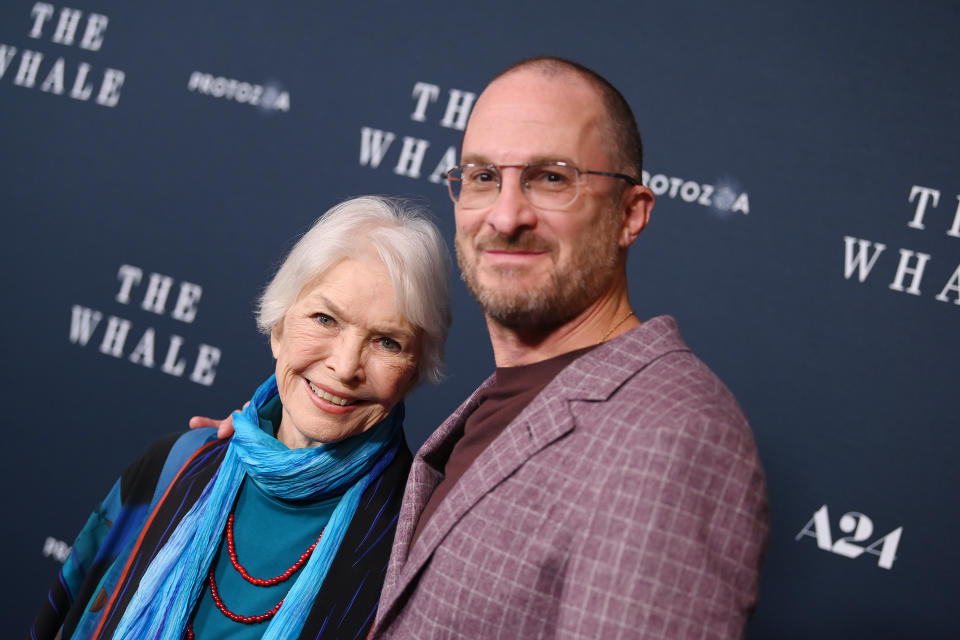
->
[597, 310, 635, 344]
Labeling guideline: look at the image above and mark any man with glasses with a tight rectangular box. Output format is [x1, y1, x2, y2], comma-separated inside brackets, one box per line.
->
[371, 57, 769, 639]
[193, 56, 768, 639]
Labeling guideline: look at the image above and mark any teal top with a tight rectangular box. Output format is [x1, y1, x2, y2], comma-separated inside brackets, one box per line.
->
[189, 395, 338, 638]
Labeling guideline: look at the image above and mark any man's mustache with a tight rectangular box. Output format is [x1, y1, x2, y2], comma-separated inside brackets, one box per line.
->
[474, 232, 554, 253]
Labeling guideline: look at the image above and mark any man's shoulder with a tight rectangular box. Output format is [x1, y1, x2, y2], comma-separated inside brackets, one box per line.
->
[563, 318, 752, 443]
[560, 315, 686, 378]
[557, 316, 700, 393]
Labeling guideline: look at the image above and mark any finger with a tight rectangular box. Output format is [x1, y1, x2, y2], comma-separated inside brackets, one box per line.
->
[189, 416, 220, 430]
[218, 414, 236, 439]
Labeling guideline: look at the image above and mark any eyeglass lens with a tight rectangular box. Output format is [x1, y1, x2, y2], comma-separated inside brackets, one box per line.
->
[451, 163, 581, 210]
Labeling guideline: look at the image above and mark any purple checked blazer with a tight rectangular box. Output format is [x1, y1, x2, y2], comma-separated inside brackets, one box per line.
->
[372, 316, 768, 639]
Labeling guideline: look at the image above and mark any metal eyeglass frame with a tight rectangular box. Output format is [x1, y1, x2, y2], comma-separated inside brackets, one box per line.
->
[444, 161, 639, 210]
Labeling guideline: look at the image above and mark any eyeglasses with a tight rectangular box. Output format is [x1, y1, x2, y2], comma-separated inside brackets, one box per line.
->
[445, 162, 639, 211]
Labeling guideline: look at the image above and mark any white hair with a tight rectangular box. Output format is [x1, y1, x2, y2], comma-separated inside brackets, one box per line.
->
[257, 196, 451, 384]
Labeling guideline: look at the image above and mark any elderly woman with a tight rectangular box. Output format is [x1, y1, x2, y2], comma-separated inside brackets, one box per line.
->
[30, 196, 450, 640]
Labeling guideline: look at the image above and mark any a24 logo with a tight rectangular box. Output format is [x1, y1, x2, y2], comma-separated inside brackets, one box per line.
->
[795, 505, 902, 570]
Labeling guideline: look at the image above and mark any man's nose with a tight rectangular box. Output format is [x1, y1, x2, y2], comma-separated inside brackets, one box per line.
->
[485, 168, 538, 236]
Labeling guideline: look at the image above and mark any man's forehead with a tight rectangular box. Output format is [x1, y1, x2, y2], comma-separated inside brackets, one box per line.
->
[472, 69, 599, 118]
[462, 70, 607, 164]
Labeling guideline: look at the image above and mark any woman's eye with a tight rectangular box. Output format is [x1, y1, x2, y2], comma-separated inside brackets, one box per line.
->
[377, 337, 402, 352]
[313, 313, 335, 327]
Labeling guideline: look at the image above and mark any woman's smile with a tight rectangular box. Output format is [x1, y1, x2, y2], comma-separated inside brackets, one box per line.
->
[306, 378, 357, 409]
[271, 255, 419, 448]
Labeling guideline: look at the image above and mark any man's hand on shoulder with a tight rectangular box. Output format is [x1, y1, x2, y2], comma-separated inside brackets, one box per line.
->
[188, 404, 245, 439]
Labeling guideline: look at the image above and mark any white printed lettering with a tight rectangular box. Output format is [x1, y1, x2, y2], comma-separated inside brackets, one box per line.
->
[190, 345, 221, 386]
[79, 13, 108, 51]
[796, 504, 903, 570]
[428, 145, 458, 184]
[29, 3, 55, 39]
[440, 89, 476, 131]
[359, 127, 396, 169]
[69, 305, 102, 346]
[99, 316, 131, 358]
[843, 236, 887, 282]
[888, 248, 931, 295]
[831, 512, 873, 559]
[410, 81, 439, 122]
[95, 68, 123, 107]
[52, 7, 82, 46]
[0, 45, 16, 80]
[171, 282, 203, 323]
[14, 49, 43, 87]
[795, 505, 833, 550]
[949, 195, 960, 238]
[698, 183, 714, 206]
[141, 273, 174, 314]
[39, 57, 64, 94]
[935, 264, 960, 305]
[128, 328, 156, 368]
[668, 176, 683, 198]
[679, 181, 700, 203]
[161, 335, 187, 377]
[907, 185, 940, 230]
[69, 61, 92, 100]
[115, 264, 143, 304]
[731, 192, 750, 214]
[393, 136, 430, 179]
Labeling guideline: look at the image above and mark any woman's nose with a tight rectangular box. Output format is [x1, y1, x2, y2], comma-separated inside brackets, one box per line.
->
[326, 337, 364, 383]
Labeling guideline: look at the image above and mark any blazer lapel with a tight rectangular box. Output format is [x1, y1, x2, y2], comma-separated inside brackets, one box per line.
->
[378, 371, 584, 625]
[376, 316, 692, 630]
[377, 378, 493, 620]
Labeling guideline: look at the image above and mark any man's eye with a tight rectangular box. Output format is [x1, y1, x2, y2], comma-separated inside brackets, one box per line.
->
[464, 168, 497, 185]
[528, 169, 571, 186]
[313, 313, 335, 327]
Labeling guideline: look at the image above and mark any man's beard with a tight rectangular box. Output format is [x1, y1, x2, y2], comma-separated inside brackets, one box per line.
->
[455, 215, 621, 329]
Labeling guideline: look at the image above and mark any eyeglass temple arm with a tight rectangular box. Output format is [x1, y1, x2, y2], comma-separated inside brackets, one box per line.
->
[582, 170, 640, 185]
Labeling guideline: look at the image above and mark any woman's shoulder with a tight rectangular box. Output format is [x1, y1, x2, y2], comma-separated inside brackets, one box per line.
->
[119, 429, 221, 507]
[388, 433, 414, 478]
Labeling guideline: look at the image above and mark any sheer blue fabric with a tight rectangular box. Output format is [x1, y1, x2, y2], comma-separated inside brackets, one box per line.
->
[112, 375, 402, 640]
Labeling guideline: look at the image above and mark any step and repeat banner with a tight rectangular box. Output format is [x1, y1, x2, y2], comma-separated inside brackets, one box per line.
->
[2, 2, 957, 637]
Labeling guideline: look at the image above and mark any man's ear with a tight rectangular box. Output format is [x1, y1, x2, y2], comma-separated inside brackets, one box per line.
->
[618, 185, 654, 248]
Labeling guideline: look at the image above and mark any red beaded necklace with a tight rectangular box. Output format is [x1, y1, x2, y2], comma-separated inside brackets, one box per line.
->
[186, 509, 324, 638]
[227, 511, 323, 586]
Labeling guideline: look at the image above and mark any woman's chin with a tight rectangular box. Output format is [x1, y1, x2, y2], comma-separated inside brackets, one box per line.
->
[276, 420, 370, 449]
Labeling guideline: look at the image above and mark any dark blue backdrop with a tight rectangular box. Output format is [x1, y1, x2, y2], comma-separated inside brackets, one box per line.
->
[3, 2, 958, 636]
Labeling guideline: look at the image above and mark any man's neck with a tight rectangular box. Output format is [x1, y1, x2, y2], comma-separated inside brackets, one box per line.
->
[486, 285, 641, 367]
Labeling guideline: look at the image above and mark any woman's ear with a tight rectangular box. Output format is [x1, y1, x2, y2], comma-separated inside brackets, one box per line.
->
[270, 323, 283, 359]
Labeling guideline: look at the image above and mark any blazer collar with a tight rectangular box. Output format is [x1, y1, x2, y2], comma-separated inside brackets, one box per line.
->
[549, 314, 688, 402]
[375, 315, 688, 631]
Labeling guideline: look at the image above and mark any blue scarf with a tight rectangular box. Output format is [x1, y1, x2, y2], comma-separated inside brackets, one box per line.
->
[112, 375, 402, 640]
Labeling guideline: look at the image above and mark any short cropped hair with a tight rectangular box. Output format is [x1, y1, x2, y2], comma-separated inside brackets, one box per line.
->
[495, 56, 644, 179]
[257, 196, 451, 385]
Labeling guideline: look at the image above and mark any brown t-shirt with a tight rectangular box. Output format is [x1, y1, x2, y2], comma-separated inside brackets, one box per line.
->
[410, 346, 596, 546]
